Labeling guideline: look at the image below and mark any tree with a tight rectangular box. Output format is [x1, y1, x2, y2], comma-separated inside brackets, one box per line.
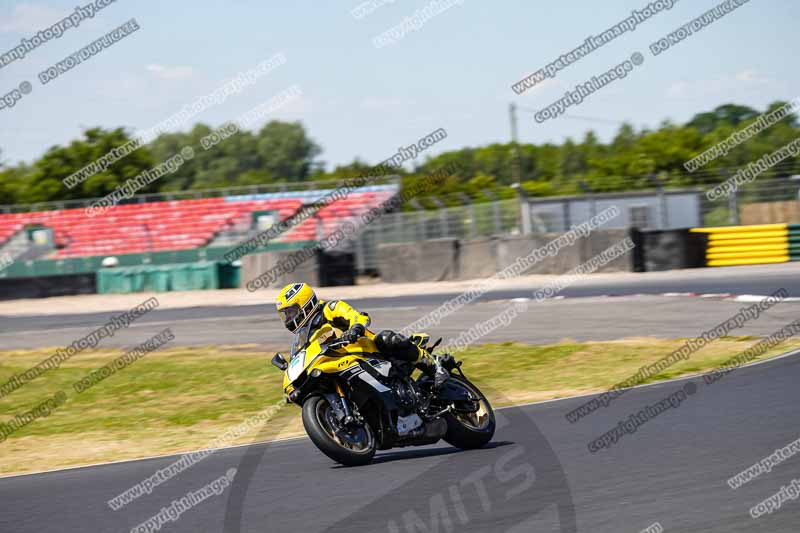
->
[559, 138, 587, 178]
[687, 104, 759, 135]
[254, 121, 321, 182]
[23, 128, 156, 203]
[0, 161, 29, 206]
[2, 101, 799, 208]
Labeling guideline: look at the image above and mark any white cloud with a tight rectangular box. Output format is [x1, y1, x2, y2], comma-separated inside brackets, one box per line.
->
[146, 64, 195, 81]
[508, 77, 566, 101]
[0, 4, 65, 33]
[245, 92, 312, 126]
[666, 79, 733, 99]
[526, 77, 565, 94]
[666, 71, 774, 100]
[735, 70, 770, 84]
[666, 81, 692, 99]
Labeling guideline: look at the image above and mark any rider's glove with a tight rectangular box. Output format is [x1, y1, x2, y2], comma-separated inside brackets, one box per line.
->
[437, 354, 456, 371]
[342, 324, 365, 344]
[416, 355, 450, 388]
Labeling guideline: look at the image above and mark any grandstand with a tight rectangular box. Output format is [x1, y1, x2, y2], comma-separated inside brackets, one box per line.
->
[0, 182, 399, 298]
[0, 184, 398, 260]
[224, 186, 397, 245]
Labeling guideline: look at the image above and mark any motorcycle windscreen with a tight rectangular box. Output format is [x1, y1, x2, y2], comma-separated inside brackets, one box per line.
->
[290, 323, 312, 357]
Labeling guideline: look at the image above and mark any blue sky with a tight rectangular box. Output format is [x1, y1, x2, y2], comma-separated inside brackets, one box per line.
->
[0, 0, 797, 171]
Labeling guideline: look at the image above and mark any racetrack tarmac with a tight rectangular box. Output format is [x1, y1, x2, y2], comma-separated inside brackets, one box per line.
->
[3, 264, 800, 350]
[2, 294, 799, 351]
[2, 348, 799, 532]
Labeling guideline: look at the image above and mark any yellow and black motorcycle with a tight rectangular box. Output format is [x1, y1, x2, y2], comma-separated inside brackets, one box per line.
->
[271, 322, 495, 466]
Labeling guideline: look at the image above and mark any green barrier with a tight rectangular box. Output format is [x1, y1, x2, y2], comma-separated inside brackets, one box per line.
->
[0, 241, 315, 280]
[791, 225, 800, 260]
[97, 262, 229, 294]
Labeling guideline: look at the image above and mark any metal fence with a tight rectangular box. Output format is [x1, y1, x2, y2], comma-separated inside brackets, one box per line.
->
[524, 189, 702, 233]
[349, 175, 800, 271]
[700, 177, 800, 226]
[352, 198, 522, 271]
[0, 175, 400, 214]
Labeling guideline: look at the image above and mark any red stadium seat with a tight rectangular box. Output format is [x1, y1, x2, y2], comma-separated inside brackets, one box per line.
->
[0, 187, 397, 257]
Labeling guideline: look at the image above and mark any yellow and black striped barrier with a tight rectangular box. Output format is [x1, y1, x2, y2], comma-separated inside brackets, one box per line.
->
[690, 224, 800, 267]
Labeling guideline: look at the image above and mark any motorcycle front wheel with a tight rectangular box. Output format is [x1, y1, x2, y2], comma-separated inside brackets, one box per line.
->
[302, 395, 376, 466]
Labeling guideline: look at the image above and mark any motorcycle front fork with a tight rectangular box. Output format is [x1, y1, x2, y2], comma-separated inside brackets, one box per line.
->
[326, 381, 357, 427]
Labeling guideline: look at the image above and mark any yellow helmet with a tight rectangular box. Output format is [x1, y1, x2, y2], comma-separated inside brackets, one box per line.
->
[276, 282, 319, 332]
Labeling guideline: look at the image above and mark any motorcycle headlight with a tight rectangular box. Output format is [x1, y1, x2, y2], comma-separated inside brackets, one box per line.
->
[287, 351, 306, 382]
[310, 369, 322, 378]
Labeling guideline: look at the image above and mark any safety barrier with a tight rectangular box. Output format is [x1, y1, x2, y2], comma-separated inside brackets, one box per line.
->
[377, 230, 634, 283]
[96, 262, 240, 294]
[0, 241, 313, 280]
[690, 224, 800, 267]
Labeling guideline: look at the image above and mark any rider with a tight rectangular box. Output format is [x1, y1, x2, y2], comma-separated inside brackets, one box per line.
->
[275, 282, 450, 385]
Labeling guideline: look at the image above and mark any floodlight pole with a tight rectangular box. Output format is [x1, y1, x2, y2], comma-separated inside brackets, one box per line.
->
[509, 103, 521, 187]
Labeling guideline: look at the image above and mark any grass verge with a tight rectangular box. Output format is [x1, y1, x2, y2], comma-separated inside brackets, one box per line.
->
[1, 336, 798, 476]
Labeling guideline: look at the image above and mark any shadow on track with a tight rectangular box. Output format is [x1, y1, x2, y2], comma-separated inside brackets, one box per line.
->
[331, 440, 516, 468]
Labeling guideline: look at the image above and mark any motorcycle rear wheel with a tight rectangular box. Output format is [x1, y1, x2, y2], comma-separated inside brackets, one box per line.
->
[302, 395, 376, 466]
[443, 376, 496, 449]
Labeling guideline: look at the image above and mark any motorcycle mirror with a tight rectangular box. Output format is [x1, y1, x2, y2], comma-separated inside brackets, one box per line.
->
[271, 353, 288, 371]
[428, 338, 442, 353]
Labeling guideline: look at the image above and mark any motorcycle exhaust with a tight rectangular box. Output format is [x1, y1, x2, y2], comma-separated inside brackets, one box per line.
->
[396, 416, 448, 447]
[423, 417, 448, 440]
